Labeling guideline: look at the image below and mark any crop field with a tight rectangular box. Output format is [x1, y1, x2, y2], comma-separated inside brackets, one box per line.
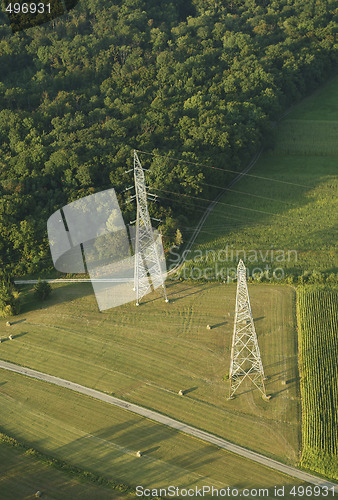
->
[0, 437, 127, 500]
[0, 369, 308, 498]
[0, 282, 300, 467]
[297, 285, 338, 480]
[1, 77, 337, 495]
[187, 76, 338, 277]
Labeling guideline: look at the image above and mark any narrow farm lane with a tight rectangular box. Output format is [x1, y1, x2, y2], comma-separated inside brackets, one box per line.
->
[0, 359, 337, 492]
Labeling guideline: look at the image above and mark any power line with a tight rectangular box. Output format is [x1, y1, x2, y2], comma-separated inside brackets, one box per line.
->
[128, 185, 311, 240]
[124, 171, 306, 212]
[152, 186, 292, 219]
[145, 192, 273, 226]
[196, 182, 301, 207]
[135, 149, 322, 190]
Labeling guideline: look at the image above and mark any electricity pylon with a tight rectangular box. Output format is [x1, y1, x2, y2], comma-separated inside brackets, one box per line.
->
[133, 150, 168, 305]
[228, 259, 267, 399]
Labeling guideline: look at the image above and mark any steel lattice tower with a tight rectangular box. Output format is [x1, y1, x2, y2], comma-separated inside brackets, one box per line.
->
[133, 150, 168, 305]
[229, 260, 267, 399]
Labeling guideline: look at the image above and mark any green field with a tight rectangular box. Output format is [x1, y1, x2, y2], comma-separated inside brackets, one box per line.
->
[0, 280, 305, 496]
[185, 76, 338, 278]
[0, 282, 300, 464]
[0, 369, 308, 498]
[0, 436, 128, 500]
[297, 285, 338, 480]
[1, 77, 337, 496]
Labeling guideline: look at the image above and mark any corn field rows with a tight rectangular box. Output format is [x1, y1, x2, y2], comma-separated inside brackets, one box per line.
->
[275, 120, 338, 156]
[297, 285, 338, 479]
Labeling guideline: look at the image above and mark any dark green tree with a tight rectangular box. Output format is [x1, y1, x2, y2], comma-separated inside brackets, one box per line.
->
[0, 282, 20, 317]
[34, 279, 52, 301]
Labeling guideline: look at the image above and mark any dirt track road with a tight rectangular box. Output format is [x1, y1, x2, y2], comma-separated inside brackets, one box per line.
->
[0, 359, 337, 493]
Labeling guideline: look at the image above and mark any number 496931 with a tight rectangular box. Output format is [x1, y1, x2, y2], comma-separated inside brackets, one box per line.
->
[289, 485, 336, 497]
[6, 3, 51, 14]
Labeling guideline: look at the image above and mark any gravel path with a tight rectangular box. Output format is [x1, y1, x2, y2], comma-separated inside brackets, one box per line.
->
[0, 359, 337, 492]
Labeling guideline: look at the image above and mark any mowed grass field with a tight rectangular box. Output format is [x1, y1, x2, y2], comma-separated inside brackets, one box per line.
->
[297, 285, 338, 480]
[0, 370, 309, 498]
[0, 438, 128, 500]
[188, 76, 338, 276]
[1, 282, 300, 467]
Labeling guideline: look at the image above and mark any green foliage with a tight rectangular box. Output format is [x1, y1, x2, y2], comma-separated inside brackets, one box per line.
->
[0, 431, 137, 496]
[33, 279, 52, 300]
[0, 0, 337, 277]
[297, 285, 338, 480]
[190, 76, 338, 279]
[0, 281, 20, 317]
[175, 228, 183, 246]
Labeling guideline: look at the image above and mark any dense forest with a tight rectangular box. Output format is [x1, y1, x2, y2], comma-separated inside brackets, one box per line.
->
[0, 0, 337, 279]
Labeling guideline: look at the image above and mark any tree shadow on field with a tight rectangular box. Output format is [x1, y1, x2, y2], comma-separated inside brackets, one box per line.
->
[54, 420, 200, 486]
[172, 446, 318, 496]
[139, 282, 215, 305]
[56, 420, 175, 459]
[17, 282, 94, 315]
[93, 420, 139, 437]
[287, 375, 300, 385]
[165, 284, 216, 303]
[39, 423, 324, 496]
[230, 385, 256, 397]
[83, 422, 217, 485]
[272, 375, 301, 397]
[265, 355, 298, 370]
[175, 443, 221, 470]
[199, 146, 338, 279]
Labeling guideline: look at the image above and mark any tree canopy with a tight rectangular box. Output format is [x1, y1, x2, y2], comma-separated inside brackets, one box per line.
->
[0, 0, 337, 277]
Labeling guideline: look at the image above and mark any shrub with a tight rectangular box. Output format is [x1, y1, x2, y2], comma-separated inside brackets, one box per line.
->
[286, 275, 295, 285]
[34, 279, 52, 300]
[0, 282, 20, 317]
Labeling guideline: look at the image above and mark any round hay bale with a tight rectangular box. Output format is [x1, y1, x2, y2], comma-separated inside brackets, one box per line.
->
[6, 321, 11, 327]
[136, 450, 142, 457]
[178, 389, 184, 396]
[35, 492, 42, 498]
[9, 335, 13, 340]
[206, 324, 211, 330]
[281, 380, 287, 386]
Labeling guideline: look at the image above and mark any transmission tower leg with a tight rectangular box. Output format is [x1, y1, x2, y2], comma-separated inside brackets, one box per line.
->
[228, 259, 267, 399]
[133, 150, 169, 305]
